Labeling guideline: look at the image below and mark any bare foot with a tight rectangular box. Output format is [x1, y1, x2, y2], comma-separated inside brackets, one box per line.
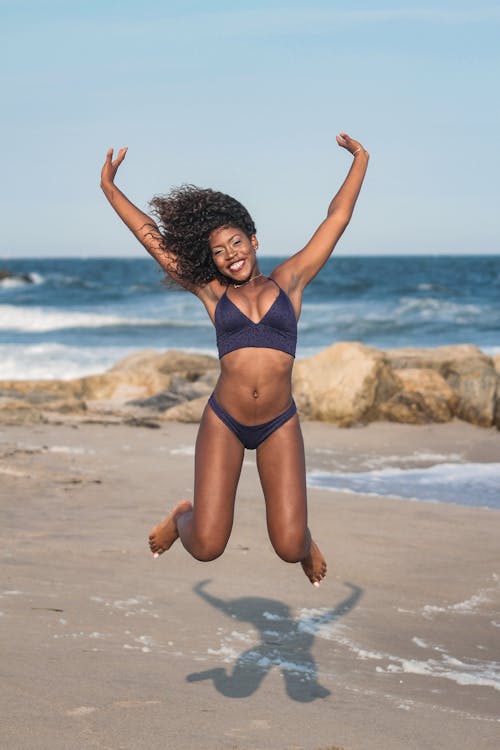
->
[301, 539, 327, 587]
[148, 499, 192, 557]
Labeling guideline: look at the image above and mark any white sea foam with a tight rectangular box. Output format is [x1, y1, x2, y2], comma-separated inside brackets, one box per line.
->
[301, 609, 500, 691]
[0, 343, 138, 380]
[0, 272, 44, 289]
[395, 296, 482, 321]
[170, 445, 195, 456]
[378, 654, 500, 691]
[0, 341, 218, 380]
[0, 303, 216, 334]
[0, 304, 167, 332]
[421, 580, 499, 619]
[48, 445, 92, 455]
[262, 611, 286, 621]
[202, 607, 500, 692]
[307, 462, 500, 509]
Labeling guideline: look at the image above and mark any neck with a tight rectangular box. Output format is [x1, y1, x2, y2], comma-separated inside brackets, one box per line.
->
[233, 272, 264, 289]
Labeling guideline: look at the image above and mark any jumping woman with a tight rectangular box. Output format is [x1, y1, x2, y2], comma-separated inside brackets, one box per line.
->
[100, 134, 369, 586]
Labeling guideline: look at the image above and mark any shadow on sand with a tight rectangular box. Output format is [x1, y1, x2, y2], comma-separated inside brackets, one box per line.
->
[186, 579, 363, 702]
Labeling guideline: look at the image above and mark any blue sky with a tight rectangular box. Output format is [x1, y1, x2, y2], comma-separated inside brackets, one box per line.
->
[2, 0, 499, 257]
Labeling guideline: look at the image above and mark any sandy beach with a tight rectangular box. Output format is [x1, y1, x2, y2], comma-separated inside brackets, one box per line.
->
[1, 419, 499, 749]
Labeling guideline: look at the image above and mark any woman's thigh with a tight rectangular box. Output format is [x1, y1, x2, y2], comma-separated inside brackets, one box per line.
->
[255, 414, 308, 560]
[192, 403, 245, 548]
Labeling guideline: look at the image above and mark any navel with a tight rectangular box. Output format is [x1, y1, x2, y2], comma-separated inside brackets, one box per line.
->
[252, 389, 259, 399]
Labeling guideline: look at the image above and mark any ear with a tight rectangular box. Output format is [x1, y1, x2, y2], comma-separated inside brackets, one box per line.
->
[251, 234, 259, 252]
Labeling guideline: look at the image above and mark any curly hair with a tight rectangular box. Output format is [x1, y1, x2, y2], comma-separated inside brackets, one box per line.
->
[149, 185, 256, 287]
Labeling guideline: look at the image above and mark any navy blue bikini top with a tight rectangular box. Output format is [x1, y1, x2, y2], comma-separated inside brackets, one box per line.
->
[215, 278, 297, 359]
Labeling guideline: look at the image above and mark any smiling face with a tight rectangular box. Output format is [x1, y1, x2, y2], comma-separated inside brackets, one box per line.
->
[209, 225, 259, 282]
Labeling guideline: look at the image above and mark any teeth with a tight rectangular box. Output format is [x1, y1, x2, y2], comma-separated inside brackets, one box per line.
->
[230, 260, 244, 272]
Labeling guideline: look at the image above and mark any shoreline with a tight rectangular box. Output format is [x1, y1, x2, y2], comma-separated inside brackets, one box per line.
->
[1, 419, 499, 749]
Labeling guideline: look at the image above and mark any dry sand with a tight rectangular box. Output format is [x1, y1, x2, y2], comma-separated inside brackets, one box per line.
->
[1, 420, 499, 750]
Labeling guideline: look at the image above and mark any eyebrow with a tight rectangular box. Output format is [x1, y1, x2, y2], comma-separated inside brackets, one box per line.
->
[211, 233, 240, 250]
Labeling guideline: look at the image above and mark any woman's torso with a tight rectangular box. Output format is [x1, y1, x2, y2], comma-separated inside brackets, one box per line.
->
[203, 275, 300, 424]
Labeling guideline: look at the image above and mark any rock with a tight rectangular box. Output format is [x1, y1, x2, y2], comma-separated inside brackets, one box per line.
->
[162, 395, 209, 423]
[293, 342, 401, 425]
[378, 368, 458, 424]
[126, 369, 218, 412]
[386, 345, 498, 427]
[111, 349, 218, 376]
[0, 351, 219, 408]
[0, 269, 34, 284]
[0, 380, 79, 403]
[126, 390, 185, 412]
[1, 343, 498, 430]
[493, 356, 500, 430]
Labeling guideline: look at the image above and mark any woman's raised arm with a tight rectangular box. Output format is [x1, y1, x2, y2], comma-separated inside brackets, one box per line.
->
[274, 133, 369, 292]
[100, 148, 181, 280]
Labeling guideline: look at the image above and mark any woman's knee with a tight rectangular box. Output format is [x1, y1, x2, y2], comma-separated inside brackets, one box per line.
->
[190, 528, 229, 562]
[269, 528, 308, 563]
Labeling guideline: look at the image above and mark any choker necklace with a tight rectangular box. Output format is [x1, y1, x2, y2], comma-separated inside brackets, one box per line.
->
[233, 272, 264, 289]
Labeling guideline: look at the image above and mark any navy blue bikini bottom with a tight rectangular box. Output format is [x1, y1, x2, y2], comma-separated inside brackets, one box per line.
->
[208, 393, 297, 450]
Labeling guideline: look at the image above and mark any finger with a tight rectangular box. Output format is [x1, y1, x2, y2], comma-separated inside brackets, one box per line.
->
[105, 147, 114, 162]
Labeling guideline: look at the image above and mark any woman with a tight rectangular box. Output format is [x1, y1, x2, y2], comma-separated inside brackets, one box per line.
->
[100, 133, 369, 586]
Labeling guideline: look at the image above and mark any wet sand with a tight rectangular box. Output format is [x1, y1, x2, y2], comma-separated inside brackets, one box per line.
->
[1, 420, 499, 750]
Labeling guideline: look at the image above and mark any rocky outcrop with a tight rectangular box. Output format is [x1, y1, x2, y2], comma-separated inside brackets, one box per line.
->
[378, 368, 458, 424]
[386, 345, 498, 427]
[292, 342, 401, 426]
[0, 344, 498, 429]
[0, 350, 219, 425]
[0, 269, 34, 284]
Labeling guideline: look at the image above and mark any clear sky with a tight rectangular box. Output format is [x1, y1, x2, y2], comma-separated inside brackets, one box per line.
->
[2, 0, 499, 257]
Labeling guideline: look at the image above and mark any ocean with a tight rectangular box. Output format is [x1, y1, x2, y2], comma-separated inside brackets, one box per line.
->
[1, 255, 499, 381]
[1, 254, 499, 509]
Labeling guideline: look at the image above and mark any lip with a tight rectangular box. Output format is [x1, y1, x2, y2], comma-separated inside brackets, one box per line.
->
[228, 259, 245, 273]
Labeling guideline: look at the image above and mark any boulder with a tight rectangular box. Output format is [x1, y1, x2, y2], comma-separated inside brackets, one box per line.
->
[293, 342, 401, 426]
[0, 379, 78, 401]
[0, 269, 34, 284]
[0, 350, 220, 412]
[386, 345, 498, 427]
[111, 349, 218, 376]
[493, 355, 500, 430]
[162, 395, 209, 423]
[378, 368, 458, 424]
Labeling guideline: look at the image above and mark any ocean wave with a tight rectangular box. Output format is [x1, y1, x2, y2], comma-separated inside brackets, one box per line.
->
[0, 343, 138, 380]
[0, 305, 212, 332]
[0, 272, 44, 289]
[307, 462, 500, 509]
[0, 342, 218, 380]
[395, 296, 482, 320]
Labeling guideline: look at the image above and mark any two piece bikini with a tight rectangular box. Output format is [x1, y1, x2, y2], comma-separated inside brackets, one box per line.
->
[208, 277, 298, 449]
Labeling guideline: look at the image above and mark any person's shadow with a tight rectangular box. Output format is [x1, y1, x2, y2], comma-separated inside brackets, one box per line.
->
[186, 579, 363, 702]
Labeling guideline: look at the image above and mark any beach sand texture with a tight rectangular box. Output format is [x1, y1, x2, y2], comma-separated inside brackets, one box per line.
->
[1, 420, 499, 750]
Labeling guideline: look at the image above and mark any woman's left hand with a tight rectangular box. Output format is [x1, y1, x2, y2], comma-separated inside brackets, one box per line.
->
[100, 147, 128, 189]
[336, 132, 366, 157]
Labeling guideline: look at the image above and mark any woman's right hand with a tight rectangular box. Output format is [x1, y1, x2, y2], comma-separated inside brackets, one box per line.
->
[100, 147, 128, 189]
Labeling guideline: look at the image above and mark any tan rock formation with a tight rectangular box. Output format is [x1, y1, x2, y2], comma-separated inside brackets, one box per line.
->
[293, 342, 401, 426]
[162, 395, 209, 423]
[378, 368, 458, 424]
[1, 344, 498, 430]
[386, 345, 498, 427]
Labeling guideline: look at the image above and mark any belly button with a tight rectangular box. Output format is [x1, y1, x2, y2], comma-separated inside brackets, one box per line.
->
[253, 390, 259, 399]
